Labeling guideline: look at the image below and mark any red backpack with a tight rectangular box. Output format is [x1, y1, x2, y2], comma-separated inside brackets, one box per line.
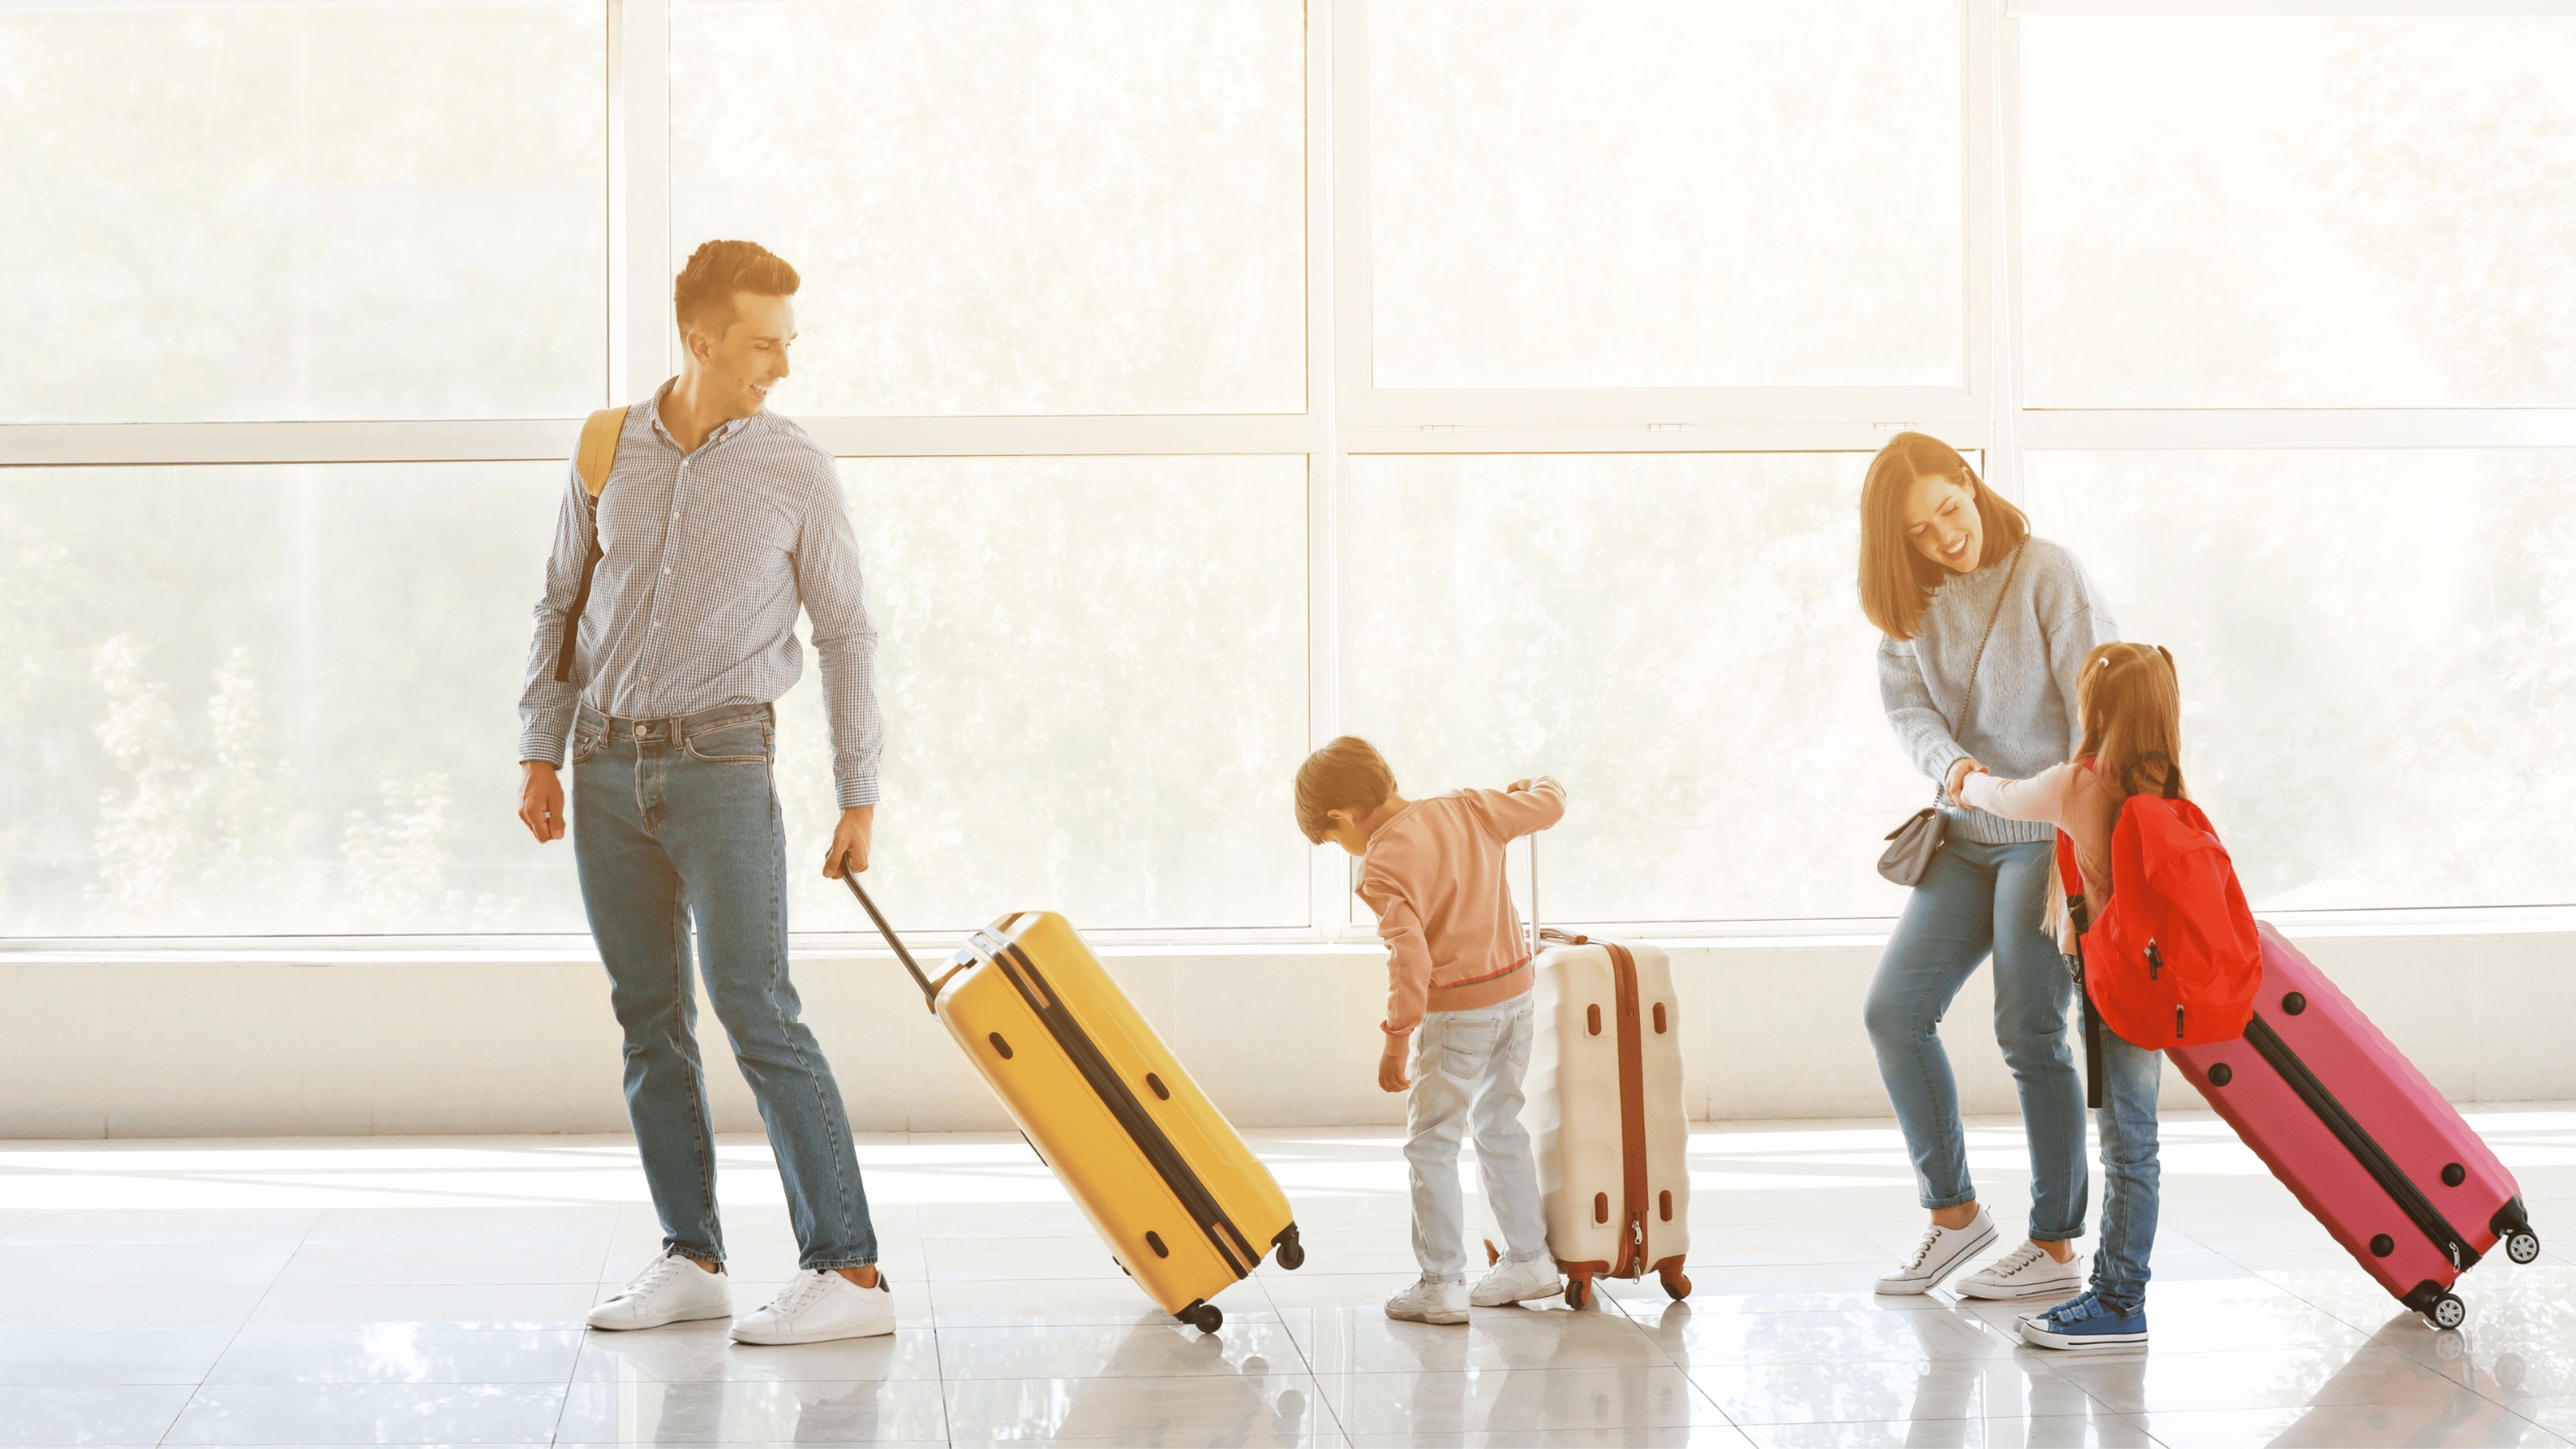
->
[2053, 764, 2261, 1050]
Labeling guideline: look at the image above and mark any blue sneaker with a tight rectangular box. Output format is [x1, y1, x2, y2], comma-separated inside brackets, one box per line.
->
[2019, 1291, 2147, 1350]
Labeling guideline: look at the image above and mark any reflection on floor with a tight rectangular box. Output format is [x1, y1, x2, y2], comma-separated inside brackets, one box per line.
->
[0, 1109, 2568, 1446]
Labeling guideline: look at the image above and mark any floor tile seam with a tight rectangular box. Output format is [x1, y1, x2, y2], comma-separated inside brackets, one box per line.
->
[161, 1207, 319, 1447]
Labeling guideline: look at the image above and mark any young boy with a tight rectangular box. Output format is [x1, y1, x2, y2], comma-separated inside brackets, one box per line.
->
[1295, 735, 1567, 1324]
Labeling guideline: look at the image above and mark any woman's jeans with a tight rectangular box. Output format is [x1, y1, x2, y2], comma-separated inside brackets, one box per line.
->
[1405, 995, 1552, 1282]
[2090, 1024, 2163, 1314]
[571, 701, 878, 1271]
[1863, 838, 2087, 1242]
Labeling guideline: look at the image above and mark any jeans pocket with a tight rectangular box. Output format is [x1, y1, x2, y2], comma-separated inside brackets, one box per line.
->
[685, 721, 772, 764]
[569, 722, 606, 766]
[1439, 1017, 1500, 1079]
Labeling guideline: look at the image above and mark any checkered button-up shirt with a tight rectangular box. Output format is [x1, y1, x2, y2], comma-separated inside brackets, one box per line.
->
[516, 383, 882, 807]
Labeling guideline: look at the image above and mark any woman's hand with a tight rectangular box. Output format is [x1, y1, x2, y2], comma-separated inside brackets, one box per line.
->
[1945, 757, 1985, 801]
[1377, 1033, 1413, 1093]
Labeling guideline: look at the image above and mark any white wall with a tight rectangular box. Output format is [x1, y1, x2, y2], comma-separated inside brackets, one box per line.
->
[3, 928, 2569, 1138]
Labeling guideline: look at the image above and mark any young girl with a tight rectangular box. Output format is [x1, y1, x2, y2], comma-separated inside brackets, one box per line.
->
[1958, 641, 2187, 1349]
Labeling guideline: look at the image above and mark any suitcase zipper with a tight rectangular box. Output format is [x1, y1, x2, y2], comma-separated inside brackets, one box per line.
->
[1604, 943, 1651, 1276]
[2243, 1014, 2480, 1271]
[989, 938, 1261, 1278]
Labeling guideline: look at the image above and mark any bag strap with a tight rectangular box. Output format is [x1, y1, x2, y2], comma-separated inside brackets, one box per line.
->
[1934, 544, 2025, 806]
[550, 406, 629, 685]
[2055, 821, 2104, 1110]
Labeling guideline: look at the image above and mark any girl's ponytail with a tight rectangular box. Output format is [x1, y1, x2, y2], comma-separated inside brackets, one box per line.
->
[2072, 643, 2187, 806]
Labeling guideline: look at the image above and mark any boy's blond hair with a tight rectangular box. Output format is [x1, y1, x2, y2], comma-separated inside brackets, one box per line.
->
[1295, 736, 1397, 843]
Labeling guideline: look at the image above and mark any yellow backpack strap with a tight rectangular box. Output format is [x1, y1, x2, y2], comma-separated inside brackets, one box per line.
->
[574, 405, 626, 496]
[551, 406, 628, 685]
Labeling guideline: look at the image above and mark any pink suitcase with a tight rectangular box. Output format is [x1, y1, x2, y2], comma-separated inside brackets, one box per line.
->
[2169, 922, 2542, 1327]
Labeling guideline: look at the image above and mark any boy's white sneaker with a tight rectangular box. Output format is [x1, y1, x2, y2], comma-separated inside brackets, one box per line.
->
[1470, 1256, 1564, 1306]
[1956, 1240, 2087, 1300]
[1385, 1275, 1470, 1325]
[587, 1251, 732, 1331]
[1874, 1208, 1997, 1294]
[730, 1269, 897, 1345]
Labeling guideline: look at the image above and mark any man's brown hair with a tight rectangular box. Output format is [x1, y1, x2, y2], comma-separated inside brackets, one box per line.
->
[1856, 431, 2031, 641]
[673, 239, 800, 337]
[1295, 736, 1398, 843]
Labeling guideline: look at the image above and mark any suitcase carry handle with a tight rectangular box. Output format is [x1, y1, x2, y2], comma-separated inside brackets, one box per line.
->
[841, 875, 943, 1012]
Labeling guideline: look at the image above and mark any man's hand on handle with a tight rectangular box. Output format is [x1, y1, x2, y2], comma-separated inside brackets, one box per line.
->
[822, 806, 875, 879]
[519, 763, 565, 843]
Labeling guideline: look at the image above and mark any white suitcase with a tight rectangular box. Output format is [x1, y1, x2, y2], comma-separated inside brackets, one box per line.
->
[1519, 928, 1693, 1306]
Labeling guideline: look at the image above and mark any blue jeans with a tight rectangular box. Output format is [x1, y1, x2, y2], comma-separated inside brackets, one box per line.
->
[570, 701, 878, 1271]
[1862, 837, 2087, 1241]
[2089, 1022, 2162, 1315]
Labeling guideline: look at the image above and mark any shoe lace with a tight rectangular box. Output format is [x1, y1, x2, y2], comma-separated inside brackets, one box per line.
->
[1898, 1226, 1944, 1272]
[617, 1253, 685, 1301]
[764, 1270, 836, 1318]
[1985, 1242, 2046, 1277]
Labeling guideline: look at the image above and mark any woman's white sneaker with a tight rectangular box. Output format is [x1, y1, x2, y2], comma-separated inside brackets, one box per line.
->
[1956, 1239, 2086, 1300]
[730, 1269, 896, 1345]
[1385, 1275, 1470, 1325]
[1874, 1208, 1997, 1294]
[587, 1251, 732, 1331]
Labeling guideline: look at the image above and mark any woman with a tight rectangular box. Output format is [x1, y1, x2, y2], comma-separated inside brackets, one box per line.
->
[1857, 433, 2116, 1300]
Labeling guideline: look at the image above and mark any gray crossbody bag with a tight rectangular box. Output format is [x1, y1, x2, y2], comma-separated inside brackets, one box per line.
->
[1876, 545, 2023, 887]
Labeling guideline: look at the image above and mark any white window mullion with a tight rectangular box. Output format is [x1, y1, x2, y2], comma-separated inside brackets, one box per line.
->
[609, 0, 671, 406]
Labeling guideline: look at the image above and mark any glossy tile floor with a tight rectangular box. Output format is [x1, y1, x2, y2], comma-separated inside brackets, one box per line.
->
[0, 1108, 2568, 1446]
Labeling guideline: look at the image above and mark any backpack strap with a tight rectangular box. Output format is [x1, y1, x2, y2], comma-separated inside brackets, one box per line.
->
[551, 406, 629, 685]
[2056, 826, 2105, 1111]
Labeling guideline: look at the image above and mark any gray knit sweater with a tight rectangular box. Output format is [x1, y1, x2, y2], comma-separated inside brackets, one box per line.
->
[1875, 537, 2118, 845]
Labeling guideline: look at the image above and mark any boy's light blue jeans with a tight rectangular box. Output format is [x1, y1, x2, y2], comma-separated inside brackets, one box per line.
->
[570, 700, 878, 1272]
[1862, 837, 2088, 1242]
[2089, 1024, 2163, 1315]
[1405, 994, 1552, 1281]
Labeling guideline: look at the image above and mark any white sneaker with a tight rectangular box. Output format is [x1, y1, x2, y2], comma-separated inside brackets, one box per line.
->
[587, 1251, 732, 1331]
[1470, 1256, 1564, 1307]
[730, 1269, 896, 1345]
[1956, 1239, 2087, 1300]
[1875, 1208, 1997, 1295]
[1384, 1275, 1469, 1325]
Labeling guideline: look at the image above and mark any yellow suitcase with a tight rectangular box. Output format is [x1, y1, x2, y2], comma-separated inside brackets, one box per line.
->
[845, 879, 1303, 1331]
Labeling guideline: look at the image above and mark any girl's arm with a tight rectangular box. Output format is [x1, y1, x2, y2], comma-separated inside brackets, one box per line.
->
[1959, 763, 2075, 830]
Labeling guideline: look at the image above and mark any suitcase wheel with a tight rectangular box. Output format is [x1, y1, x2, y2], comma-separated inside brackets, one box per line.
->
[1272, 1224, 1306, 1272]
[2426, 1292, 2467, 1331]
[1482, 1239, 1500, 1268]
[1178, 1300, 1224, 1334]
[1659, 1266, 1692, 1300]
[1564, 1276, 1593, 1310]
[2506, 1230, 2542, 1266]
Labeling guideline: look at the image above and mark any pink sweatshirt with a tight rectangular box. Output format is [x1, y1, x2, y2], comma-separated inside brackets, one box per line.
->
[1959, 762, 2119, 948]
[1356, 778, 1567, 1037]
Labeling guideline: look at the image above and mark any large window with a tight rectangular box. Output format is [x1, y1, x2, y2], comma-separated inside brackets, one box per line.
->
[1365, 1, 1964, 390]
[0, 3, 607, 423]
[9, 1, 2576, 941]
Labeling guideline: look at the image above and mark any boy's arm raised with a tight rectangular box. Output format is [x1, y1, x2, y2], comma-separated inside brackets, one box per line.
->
[1464, 777, 1566, 841]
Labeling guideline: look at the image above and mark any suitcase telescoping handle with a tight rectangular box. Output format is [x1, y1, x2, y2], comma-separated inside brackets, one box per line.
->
[841, 875, 942, 1013]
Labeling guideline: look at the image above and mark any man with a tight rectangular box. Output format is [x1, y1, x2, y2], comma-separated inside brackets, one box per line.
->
[516, 239, 890, 1345]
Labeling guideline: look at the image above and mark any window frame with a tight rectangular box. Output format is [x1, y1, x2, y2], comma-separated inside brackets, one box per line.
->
[7, 0, 2575, 948]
